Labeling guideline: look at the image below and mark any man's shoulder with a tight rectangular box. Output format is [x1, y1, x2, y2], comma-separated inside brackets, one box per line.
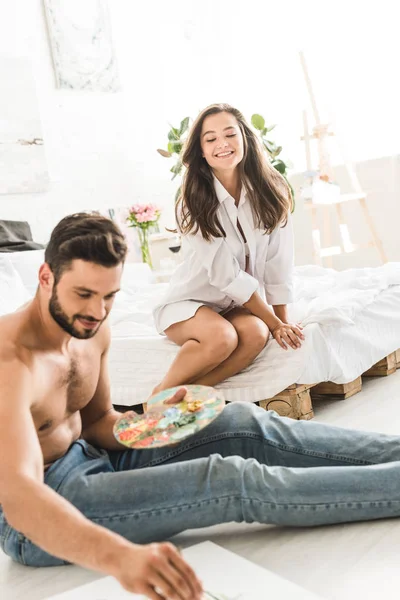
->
[0, 308, 33, 363]
[0, 313, 20, 353]
[94, 320, 112, 356]
[0, 331, 31, 390]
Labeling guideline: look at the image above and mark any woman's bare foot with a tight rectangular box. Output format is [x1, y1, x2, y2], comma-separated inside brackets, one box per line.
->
[164, 386, 187, 405]
[149, 385, 187, 405]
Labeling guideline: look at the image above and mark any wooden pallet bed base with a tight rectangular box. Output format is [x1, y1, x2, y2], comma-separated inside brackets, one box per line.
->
[258, 347, 400, 420]
[115, 349, 400, 419]
[310, 376, 362, 400]
[258, 383, 315, 421]
[363, 351, 397, 377]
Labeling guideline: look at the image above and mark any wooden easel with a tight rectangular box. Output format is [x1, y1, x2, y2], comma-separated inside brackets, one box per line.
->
[299, 51, 387, 267]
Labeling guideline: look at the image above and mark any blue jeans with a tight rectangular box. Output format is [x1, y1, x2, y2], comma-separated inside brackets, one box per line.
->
[2, 402, 400, 567]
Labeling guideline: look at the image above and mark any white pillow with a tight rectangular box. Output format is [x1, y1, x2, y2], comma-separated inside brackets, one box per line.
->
[121, 262, 154, 289]
[0, 256, 31, 316]
[7, 249, 45, 296]
[2, 253, 152, 305]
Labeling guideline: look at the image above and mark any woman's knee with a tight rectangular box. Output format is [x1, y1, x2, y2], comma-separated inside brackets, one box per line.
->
[235, 318, 270, 355]
[204, 322, 238, 362]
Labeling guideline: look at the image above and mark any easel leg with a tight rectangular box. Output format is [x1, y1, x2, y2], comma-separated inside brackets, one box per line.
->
[359, 197, 387, 263]
[335, 203, 353, 253]
[323, 206, 333, 268]
[311, 204, 322, 266]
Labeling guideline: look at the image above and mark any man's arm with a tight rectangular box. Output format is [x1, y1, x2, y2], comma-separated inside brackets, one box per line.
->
[80, 325, 190, 448]
[0, 357, 132, 570]
[0, 356, 202, 599]
[0, 357, 129, 568]
[80, 325, 126, 450]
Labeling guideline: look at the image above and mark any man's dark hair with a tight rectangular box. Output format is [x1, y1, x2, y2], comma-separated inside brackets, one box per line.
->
[45, 212, 128, 281]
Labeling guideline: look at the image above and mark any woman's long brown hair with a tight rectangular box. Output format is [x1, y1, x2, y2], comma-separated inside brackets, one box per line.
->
[176, 103, 292, 241]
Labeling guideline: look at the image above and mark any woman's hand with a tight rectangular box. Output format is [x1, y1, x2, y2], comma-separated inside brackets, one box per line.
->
[271, 322, 304, 350]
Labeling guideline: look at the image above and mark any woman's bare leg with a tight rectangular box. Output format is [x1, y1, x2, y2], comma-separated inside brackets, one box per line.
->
[192, 307, 270, 387]
[152, 306, 238, 394]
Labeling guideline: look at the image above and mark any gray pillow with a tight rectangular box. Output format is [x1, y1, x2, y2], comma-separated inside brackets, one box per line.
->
[0, 219, 45, 252]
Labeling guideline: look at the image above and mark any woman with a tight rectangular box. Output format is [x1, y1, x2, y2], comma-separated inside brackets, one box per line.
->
[153, 103, 304, 394]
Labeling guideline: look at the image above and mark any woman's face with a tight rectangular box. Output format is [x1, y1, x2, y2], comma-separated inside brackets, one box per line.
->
[200, 112, 244, 173]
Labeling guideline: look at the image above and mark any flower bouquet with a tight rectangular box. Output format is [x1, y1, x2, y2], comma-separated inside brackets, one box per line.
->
[126, 203, 161, 269]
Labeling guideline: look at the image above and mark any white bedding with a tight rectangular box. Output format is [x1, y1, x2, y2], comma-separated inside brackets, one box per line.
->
[1, 252, 399, 405]
[108, 263, 400, 405]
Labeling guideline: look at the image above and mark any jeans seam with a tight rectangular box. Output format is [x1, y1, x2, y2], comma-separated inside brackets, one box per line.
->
[0, 522, 26, 563]
[0, 522, 11, 550]
[137, 432, 252, 468]
[136, 431, 374, 469]
[19, 535, 27, 565]
[88, 495, 238, 521]
[87, 496, 400, 522]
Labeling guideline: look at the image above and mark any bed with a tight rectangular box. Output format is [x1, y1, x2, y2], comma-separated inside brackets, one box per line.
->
[108, 262, 400, 406]
[2, 251, 400, 412]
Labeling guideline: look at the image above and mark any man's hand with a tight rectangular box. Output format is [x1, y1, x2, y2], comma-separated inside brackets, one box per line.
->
[112, 541, 203, 600]
[164, 387, 187, 405]
[271, 322, 304, 350]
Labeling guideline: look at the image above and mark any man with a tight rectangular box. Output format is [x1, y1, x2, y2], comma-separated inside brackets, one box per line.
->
[0, 213, 201, 600]
[2, 213, 400, 600]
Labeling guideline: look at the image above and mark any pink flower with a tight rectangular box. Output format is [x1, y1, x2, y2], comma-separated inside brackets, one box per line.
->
[127, 203, 161, 228]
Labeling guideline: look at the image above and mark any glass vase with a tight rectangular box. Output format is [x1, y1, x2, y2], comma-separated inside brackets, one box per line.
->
[137, 227, 153, 269]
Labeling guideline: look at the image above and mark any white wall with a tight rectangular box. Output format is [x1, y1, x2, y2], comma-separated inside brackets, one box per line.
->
[0, 0, 187, 240]
[0, 0, 399, 267]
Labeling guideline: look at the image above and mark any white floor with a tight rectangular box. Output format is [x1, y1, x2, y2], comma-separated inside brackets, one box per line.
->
[2, 372, 400, 600]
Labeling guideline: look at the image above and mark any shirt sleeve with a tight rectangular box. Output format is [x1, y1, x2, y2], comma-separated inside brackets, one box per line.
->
[182, 232, 259, 305]
[264, 211, 294, 305]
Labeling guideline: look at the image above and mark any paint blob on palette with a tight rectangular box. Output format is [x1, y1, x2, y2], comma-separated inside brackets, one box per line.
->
[113, 385, 225, 449]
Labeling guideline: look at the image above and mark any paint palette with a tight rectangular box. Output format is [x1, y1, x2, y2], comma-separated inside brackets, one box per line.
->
[113, 385, 225, 450]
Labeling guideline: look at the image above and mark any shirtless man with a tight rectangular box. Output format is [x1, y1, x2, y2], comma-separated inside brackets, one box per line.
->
[3, 213, 400, 600]
[0, 213, 202, 600]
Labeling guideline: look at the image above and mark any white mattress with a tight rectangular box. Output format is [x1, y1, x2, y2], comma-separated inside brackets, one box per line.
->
[109, 263, 400, 405]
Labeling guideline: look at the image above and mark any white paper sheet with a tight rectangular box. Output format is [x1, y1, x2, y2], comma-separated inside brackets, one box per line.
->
[46, 541, 324, 599]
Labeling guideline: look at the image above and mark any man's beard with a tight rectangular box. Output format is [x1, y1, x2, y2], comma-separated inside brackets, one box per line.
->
[49, 287, 105, 339]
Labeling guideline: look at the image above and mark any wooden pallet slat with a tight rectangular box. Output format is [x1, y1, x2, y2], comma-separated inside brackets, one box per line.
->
[396, 349, 400, 369]
[363, 352, 397, 377]
[259, 384, 315, 420]
[310, 376, 362, 400]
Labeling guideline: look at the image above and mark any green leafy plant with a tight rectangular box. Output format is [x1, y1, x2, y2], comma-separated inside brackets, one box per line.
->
[251, 114, 294, 206]
[157, 117, 189, 181]
[157, 113, 294, 208]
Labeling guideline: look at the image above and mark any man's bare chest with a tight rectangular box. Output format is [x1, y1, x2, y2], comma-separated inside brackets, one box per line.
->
[31, 350, 101, 428]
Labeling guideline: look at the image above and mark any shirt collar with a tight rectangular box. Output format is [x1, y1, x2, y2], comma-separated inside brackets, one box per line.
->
[213, 175, 247, 207]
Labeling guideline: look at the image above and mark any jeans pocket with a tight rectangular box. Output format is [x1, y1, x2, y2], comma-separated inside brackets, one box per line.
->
[0, 513, 69, 567]
[78, 440, 108, 460]
[0, 522, 24, 564]
[20, 537, 69, 567]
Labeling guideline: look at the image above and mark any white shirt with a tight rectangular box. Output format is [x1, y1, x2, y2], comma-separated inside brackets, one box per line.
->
[153, 177, 294, 334]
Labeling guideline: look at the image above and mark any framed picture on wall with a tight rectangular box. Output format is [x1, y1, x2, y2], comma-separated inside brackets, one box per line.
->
[43, 0, 120, 92]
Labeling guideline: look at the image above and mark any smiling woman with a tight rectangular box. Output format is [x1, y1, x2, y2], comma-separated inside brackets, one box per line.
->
[152, 103, 304, 397]
[177, 104, 290, 242]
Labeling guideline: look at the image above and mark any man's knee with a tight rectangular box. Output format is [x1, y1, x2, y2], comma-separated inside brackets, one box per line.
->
[222, 401, 266, 430]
